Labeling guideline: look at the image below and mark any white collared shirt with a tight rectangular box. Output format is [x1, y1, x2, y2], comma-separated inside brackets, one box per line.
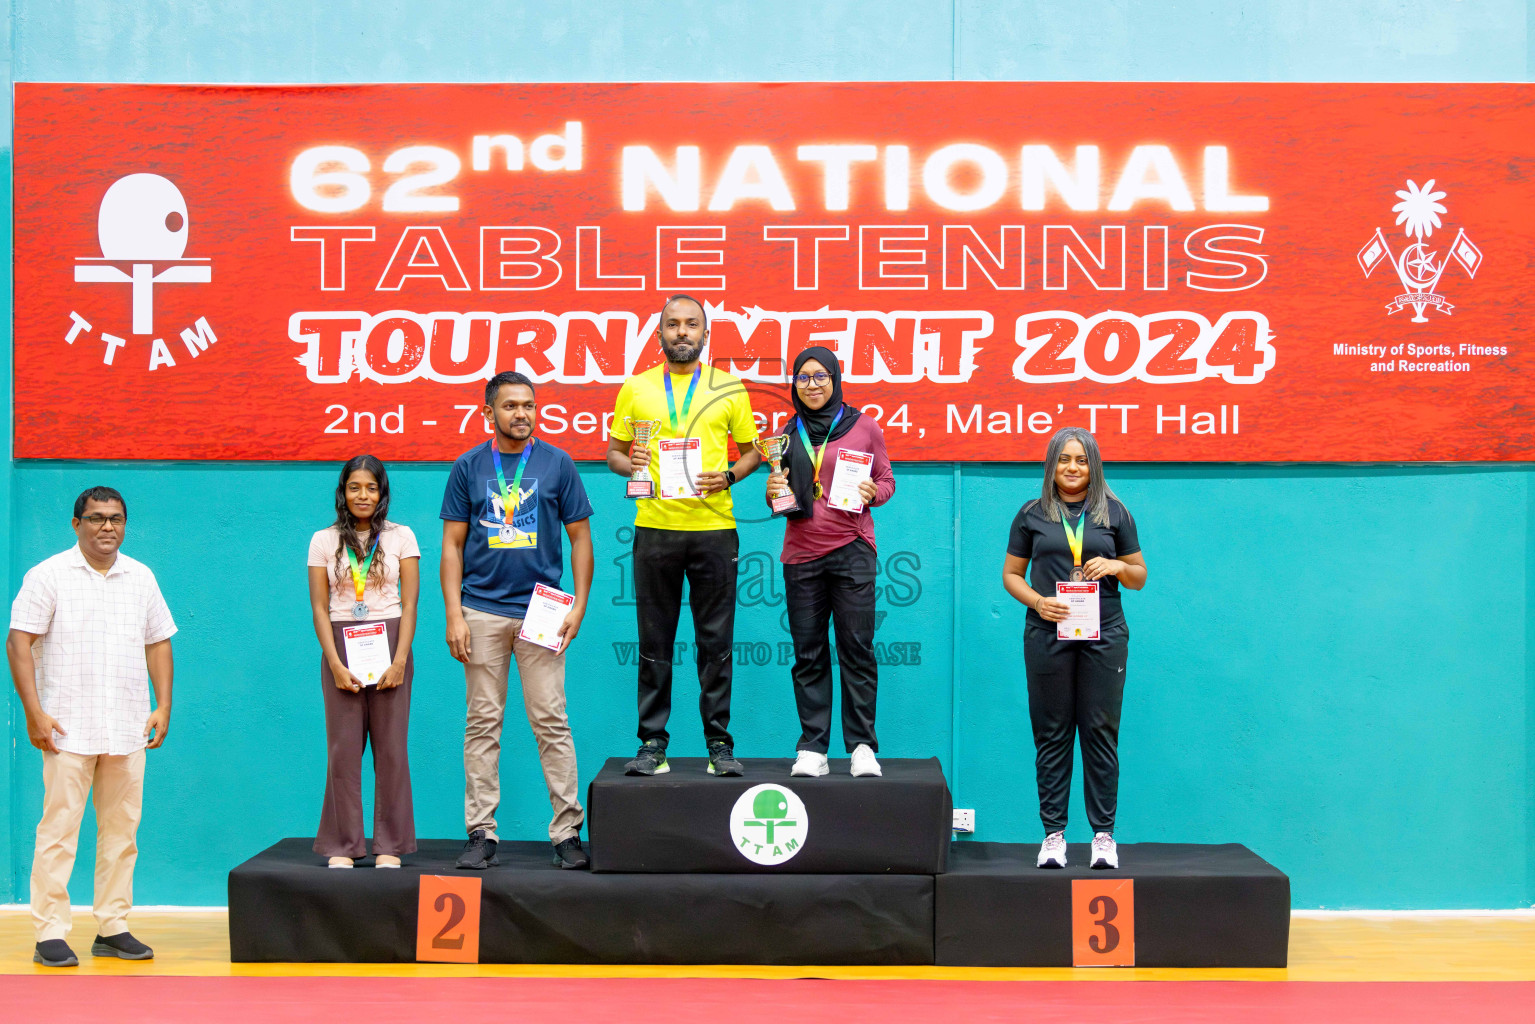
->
[9, 545, 178, 756]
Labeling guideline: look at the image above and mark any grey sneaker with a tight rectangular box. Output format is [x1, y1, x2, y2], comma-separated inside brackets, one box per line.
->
[92, 931, 153, 960]
[625, 740, 670, 776]
[552, 836, 590, 870]
[707, 740, 743, 776]
[455, 829, 499, 869]
[33, 939, 78, 967]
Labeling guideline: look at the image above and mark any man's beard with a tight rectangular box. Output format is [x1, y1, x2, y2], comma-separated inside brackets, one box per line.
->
[661, 336, 701, 364]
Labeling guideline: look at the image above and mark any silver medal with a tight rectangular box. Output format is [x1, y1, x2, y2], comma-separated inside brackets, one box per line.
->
[499, 523, 517, 544]
[352, 601, 368, 619]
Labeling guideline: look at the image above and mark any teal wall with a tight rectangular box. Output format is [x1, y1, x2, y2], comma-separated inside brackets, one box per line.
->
[4, 2, 1533, 910]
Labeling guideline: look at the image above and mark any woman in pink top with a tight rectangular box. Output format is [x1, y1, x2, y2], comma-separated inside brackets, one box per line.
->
[306, 455, 420, 868]
[766, 347, 896, 780]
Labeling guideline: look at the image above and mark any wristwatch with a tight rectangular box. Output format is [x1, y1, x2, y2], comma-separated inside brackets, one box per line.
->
[724, 470, 737, 486]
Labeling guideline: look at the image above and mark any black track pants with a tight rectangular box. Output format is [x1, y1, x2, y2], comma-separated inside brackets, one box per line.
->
[784, 539, 879, 755]
[1023, 621, 1129, 833]
[633, 526, 738, 747]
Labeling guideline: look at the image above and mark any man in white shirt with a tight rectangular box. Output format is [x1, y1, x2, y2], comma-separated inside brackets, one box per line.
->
[6, 486, 177, 968]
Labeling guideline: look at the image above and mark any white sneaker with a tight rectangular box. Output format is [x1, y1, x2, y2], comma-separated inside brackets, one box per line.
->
[790, 750, 829, 777]
[1037, 831, 1067, 868]
[1091, 832, 1118, 870]
[327, 856, 354, 869]
[849, 744, 882, 777]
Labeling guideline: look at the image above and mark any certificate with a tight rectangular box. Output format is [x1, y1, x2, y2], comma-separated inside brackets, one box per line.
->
[519, 583, 575, 653]
[657, 437, 703, 499]
[827, 448, 874, 511]
[340, 621, 393, 685]
[1055, 581, 1101, 641]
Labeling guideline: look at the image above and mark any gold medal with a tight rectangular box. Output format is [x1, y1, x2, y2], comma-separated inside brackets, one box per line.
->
[797, 408, 843, 507]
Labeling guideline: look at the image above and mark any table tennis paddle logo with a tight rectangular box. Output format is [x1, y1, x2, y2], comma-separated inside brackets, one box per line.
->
[66, 172, 217, 371]
[1357, 179, 1482, 323]
[729, 784, 808, 866]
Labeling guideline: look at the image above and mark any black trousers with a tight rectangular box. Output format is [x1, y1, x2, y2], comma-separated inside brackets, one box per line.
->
[634, 526, 738, 747]
[784, 539, 879, 754]
[1023, 621, 1129, 834]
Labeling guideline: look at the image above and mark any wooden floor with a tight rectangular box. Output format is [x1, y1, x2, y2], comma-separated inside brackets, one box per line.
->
[1, 910, 1532, 980]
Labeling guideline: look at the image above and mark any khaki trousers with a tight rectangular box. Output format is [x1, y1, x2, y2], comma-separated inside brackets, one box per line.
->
[32, 749, 145, 942]
[463, 607, 583, 844]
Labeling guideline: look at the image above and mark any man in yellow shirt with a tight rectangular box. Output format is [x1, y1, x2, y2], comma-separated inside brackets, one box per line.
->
[608, 295, 761, 776]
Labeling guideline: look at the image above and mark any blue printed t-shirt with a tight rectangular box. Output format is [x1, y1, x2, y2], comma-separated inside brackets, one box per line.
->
[440, 438, 594, 619]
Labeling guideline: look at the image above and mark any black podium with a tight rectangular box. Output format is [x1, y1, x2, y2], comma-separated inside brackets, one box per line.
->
[228, 838, 933, 965]
[935, 841, 1291, 967]
[586, 756, 951, 873]
[227, 757, 1290, 966]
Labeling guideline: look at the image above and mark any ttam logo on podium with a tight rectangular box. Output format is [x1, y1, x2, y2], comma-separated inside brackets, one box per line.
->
[729, 784, 809, 866]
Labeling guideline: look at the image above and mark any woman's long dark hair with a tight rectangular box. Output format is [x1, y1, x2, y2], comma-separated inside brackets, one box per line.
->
[332, 454, 391, 588]
[1038, 427, 1118, 527]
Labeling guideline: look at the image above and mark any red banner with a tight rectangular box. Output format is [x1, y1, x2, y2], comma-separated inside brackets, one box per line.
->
[13, 83, 1534, 461]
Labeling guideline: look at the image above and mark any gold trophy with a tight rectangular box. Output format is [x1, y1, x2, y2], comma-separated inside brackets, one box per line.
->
[625, 418, 661, 499]
[755, 435, 800, 515]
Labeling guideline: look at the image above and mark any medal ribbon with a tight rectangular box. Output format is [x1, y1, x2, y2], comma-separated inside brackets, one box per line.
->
[664, 366, 700, 435]
[492, 439, 534, 525]
[1061, 506, 1086, 568]
[345, 535, 380, 604]
[795, 407, 845, 493]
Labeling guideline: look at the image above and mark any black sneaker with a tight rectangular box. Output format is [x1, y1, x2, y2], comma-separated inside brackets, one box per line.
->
[455, 828, 499, 869]
[624, 740, 669, 776]
[552, 836, 590, 870]
[92, 931, 154, 960]
[33, 939, 78, 967]
[707, 740, 743, 776]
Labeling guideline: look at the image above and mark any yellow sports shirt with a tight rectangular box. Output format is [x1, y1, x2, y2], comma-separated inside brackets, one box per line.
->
[610, 363, 759, 530]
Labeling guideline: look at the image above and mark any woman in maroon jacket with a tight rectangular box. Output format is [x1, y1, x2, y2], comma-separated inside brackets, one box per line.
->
[766, 346, 896, 779]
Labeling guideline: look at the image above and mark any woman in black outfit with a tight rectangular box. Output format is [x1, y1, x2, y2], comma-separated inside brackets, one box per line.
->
[1002, 427, 1147, 870]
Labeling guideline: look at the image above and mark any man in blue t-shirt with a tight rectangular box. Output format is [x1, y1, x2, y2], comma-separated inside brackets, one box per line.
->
[440, 371, 595, 870]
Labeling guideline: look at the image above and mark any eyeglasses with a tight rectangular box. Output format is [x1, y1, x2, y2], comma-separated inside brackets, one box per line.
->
[794, 372, 831, 386]
[82, 515, 126, 527]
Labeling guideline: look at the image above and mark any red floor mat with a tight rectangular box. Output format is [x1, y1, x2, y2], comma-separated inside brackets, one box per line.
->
[2, 976, 1530, 1024]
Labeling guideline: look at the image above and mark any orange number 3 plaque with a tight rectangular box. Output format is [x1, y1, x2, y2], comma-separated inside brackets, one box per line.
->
[416, 874, 482, 963]
[1072, 878, 1134, 966]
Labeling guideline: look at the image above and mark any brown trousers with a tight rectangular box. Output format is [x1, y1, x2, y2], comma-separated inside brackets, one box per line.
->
[315, 617, 416, 858]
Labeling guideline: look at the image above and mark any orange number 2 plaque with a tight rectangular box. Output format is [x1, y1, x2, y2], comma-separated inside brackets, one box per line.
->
[1072, 878, 1134, 966]
[416, 874, 482, 963]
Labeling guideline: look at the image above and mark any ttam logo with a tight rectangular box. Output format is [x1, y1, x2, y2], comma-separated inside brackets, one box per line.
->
[66, 173, 217, 369]
[729, 784, 808, 866]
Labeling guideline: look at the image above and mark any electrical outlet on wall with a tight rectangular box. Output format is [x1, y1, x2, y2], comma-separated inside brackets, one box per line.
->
[953, 808, 975, 833]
